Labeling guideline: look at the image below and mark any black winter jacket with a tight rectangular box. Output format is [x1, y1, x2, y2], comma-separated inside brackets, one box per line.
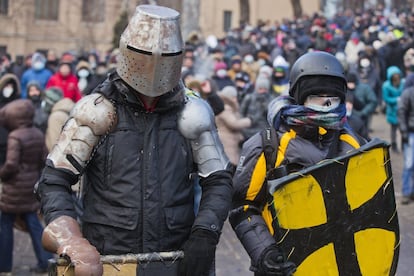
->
[39, 72, 233, 255]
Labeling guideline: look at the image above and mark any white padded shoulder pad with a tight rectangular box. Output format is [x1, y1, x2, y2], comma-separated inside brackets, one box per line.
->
[71, 94, 116, 136]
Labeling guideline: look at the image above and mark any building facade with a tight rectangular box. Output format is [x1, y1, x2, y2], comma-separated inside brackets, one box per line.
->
[0, 0, 320, 60]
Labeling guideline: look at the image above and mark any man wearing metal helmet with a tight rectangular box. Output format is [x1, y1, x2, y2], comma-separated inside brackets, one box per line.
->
[36, 5, 232, 276]
[229, 51, 366, 275]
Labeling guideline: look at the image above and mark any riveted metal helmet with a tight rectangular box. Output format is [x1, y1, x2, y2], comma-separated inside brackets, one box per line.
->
[117, 5, 184, 97]
[289, 51, 347, 104]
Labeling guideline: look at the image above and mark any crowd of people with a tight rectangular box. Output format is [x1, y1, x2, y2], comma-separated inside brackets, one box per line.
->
[0, 2, 413, 275]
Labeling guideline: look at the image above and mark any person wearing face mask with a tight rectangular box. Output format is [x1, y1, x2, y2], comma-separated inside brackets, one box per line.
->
[211, 61, 235, 91]
[20, 52, 53, 99]
[75, 60, 93, 95]
[0, 74, 21, 169]
[230, 52, 366, 276]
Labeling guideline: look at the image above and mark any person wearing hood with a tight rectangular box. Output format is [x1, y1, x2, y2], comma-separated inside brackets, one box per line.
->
[75, 60, 93, 95]
[271, 55, 290, 97]
[346, 72, 377, 135]
[0, 99, 53, 274]
[46, 61, 82, 103]
[216, 85, 252, 168]
[240, 76, 273, 140]
[26, 81, 49, 133]
[20, 52, 53, 99]
[0, 73, 20, 168]
[382, 65, 405, 152]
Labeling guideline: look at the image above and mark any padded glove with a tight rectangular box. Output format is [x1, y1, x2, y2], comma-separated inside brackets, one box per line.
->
[256, 245, 296, 276]
[42, 216, 103, 276]
[178, 229, 218, 276]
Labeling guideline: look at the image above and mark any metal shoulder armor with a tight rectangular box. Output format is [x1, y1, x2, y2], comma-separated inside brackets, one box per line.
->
[178, 95, 229, 177]
[48, 94, 116, 174]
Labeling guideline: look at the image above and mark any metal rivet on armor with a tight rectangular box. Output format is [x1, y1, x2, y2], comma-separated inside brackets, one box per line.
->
[210, 224, 217, 230]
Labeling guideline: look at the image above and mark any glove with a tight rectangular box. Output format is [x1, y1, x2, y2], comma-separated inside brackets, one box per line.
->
[42, 216, 103, 276]
[402, 132, 409, 145]
[178, 229, 218, 276]
[256, 245, 296, 276]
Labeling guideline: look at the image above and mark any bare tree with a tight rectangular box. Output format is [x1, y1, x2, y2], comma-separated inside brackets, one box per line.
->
[181, 0, 200, 41]
[239, 0, 250, 26]
[291, 0, 303, 18]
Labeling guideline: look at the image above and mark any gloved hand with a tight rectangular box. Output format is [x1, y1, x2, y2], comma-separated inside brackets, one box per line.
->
[42, 216, 103, 276]
[256, 245, 296, 276]
[178, 229, 218, 276]
[402, 132, 409, 145]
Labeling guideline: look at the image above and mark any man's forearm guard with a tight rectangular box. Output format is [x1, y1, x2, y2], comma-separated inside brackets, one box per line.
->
[229, 209, 276, 266]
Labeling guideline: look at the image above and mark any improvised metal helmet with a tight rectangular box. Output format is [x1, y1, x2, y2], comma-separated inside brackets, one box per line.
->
[117, 5, 184, 97]
[289, 51, 347, 104]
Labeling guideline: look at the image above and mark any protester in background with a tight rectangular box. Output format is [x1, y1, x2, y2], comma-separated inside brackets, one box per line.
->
[46, 61, 82, 103]
[216, 85, 252, 168]
[346, 93, 369, 140]
[20, 52, 53, 99]
[75, 60, 93, 95]
[0, 99, 53, 274]
[271, 55, 290, 97]
[82, 62, 108, 96]
[398, 77, 414, 204]
[240, 76, 273, 140]
[211, 60, 235, 91]
[346, 72, 377, 134]
[382, 65, 405, 152]
[0, 73, 21, 180]
[45, 97, 74, 152]
[234, 71, 254, 104]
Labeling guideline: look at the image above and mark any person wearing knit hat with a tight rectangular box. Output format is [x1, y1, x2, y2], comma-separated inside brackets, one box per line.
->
[212, 60, 235, 91]
[230, 52, 367, 276]
[216, 85, 252, 166]
[239, 75, 272, 140]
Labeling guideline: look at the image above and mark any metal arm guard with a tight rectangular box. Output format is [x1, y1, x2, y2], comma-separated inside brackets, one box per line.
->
[229, 209, 277, 267]
[178, 96, 229, 177]
[48, 94, 116, 174]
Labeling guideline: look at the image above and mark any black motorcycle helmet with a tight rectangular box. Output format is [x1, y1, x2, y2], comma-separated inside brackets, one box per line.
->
[289, 51, 347, 105]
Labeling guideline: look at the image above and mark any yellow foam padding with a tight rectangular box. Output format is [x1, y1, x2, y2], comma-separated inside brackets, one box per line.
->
[345, 148, 387, 210]
[246, 154, 266, 201]
[262, 205, 275, 235]
[273, 175, 327, 229]
[355, 228, 395, 275]
[294, 243, 339, 276]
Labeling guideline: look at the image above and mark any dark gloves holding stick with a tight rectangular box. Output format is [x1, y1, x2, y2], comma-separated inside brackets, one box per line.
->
[179, 229, 218, 276]
[255, 245, 296, 276]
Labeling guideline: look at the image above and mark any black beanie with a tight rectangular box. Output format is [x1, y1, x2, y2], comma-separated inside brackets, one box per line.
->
[295, 75, 346, 104]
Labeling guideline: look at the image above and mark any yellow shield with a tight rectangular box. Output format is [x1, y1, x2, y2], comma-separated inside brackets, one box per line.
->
[267, 138, 399, 275]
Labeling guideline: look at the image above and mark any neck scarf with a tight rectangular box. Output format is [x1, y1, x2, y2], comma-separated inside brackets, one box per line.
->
[269, 96, 347, 130]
